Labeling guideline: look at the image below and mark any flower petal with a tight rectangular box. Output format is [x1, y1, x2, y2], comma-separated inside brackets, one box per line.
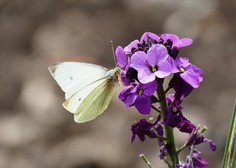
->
[161, 33, 179, 43]
[131, 51, 149, 69]
[175, 56, 190, 68]
[193, 157, 208, 168]
[124, 39, 139, 54]
[119, 87, 137, 106]
[161, 34, 193, 48]
[154, 60, 172, 78]
[140, 32, 160, 43]
[142, 81, 157, 96]
[115, 46, 127, 69]
[174, 38, 193, 48]
[131, 51, 156, 83]
[138, 71, 156, 84]
[147, 44, 168, 65]
[137, 119, 153, 130]
[134, 96, 151, 114]
[180, 65, 203, 88]
[174, 77, 194, 97]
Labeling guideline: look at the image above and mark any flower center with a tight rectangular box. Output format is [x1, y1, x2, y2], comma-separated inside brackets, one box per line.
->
[151, 65, 158, 72]
[179, 67, 185, 73]
[172, 107, 178, 113]
[138, 88, 143, 95]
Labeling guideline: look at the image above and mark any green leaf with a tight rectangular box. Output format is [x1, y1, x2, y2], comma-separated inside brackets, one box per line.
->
[222, 100, 236, 168]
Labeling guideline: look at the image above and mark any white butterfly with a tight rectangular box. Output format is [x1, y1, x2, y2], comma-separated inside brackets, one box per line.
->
[48, 62, 120, 123]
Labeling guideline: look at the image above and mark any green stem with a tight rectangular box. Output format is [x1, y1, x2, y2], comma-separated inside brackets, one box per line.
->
[151, 105, 161, 113]
[189, 145, 195, 165]
[139, 154, 153, 168]
[157, 80, 179, 167]
[177, 144, 186, 154]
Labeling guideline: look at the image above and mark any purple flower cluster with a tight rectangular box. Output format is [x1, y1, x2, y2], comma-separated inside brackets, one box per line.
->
[116, 32, 202, 114]
[115, 32, 215, 167]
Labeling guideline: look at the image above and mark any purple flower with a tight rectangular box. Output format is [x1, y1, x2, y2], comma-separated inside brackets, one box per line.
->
[131, 119, 156, 142]
[131, 116, 163, 142]
[159, 33, 192, 58]
[175, 56, 203, 88]
[164, 105, 183, 128]
[192, 150, 208, 168]
[161, 33, 193, 49]
[168, 56, 203, 97]
[120, 68, 136, 86]
[164, 94, 196, 132]
[131, 44, 173, 84]
[140, 32, 160, 44]
[115, 46, 136, 85]
[164, 94, 184, 128]
[164, 105, 196, 133]
[194, 136, 217, 151]
[124, 40, 139, 55]
[119, 81, 157, 114]
[177, 149, 208, 168]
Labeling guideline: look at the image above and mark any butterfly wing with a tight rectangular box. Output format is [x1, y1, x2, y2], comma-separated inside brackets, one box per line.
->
[48, 62, 108, 99]
[63, 78, 116, 123]
[49, 62, 119, 123]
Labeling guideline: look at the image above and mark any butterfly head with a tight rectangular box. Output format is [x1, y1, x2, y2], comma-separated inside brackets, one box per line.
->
[106, 67, 121, 83]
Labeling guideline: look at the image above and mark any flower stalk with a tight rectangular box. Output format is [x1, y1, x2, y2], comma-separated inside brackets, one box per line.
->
[157, 79, 179, 167]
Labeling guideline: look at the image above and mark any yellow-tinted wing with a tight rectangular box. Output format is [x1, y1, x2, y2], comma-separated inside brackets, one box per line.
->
[63, 78, 116, 123]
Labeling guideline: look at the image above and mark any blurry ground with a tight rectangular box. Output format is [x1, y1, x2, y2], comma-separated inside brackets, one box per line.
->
[0, 0, 236, 168]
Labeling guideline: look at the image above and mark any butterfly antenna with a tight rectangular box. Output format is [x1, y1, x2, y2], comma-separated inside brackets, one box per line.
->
[110, 40, 117, 67]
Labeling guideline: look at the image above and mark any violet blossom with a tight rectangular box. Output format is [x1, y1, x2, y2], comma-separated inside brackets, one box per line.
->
[131, 116, 163, 143]
[119, 81, 157, 114]
[131, 44, 173, 84]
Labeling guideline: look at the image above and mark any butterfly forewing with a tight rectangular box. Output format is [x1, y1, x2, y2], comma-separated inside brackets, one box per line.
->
[48, 62, 109, 99]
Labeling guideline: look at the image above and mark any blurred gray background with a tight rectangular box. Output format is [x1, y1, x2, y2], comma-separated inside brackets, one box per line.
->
[0, 0, 235, 168]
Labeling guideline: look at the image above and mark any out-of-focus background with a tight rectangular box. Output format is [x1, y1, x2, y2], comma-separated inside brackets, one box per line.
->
[0, 0, 235, 167]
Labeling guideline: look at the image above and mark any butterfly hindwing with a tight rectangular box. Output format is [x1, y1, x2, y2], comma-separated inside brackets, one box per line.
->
[73, 78, 116, 123]
[62, 78, 106, 114]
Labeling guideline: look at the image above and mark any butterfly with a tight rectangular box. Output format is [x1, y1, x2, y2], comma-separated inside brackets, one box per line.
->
[48, 62, 120, 123]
